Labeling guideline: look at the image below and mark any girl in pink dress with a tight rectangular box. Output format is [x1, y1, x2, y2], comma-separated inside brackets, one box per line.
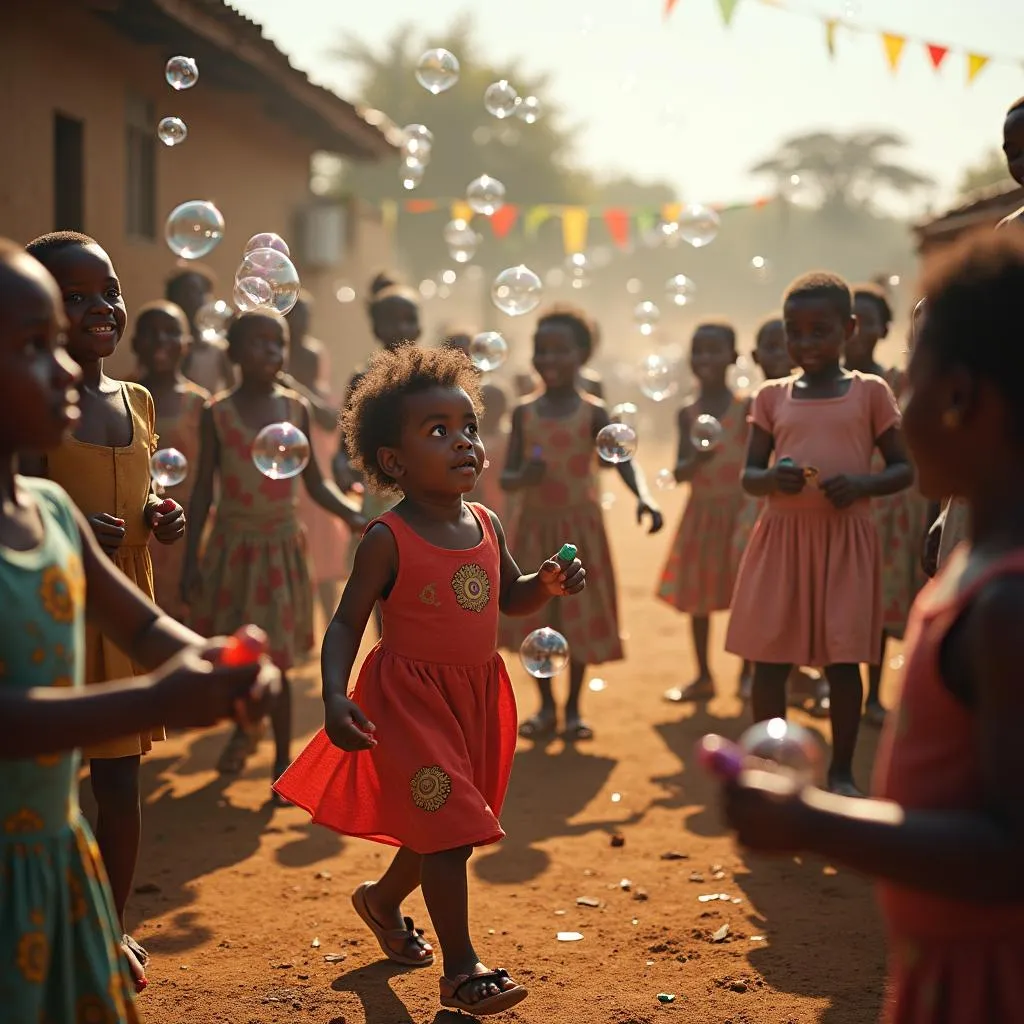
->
[725, 272, 912, 795]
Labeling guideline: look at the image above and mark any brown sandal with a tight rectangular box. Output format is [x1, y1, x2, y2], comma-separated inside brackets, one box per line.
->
[351, 882, 434, 967]
[440, 968, 528, 1016]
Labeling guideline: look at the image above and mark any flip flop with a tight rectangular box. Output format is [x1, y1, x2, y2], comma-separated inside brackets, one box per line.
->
[351, 882, 434, 968]
[562, 718, 594, 741]
[518, 712, 557, 740]
[440, 968, 528, 1016]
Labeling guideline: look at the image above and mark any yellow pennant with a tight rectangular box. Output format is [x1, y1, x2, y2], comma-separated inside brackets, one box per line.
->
[449, 201, 474, 223]
[824, 18, 838, 58]
[661, 202, 682, 223]
[966, 53, 990, 83]
[523, 205, 553, 238]
[881, 33, 906, 73]
[380, 200, 398, 235]
[717, 0, 740, 26]
[561, 207, 590, 255]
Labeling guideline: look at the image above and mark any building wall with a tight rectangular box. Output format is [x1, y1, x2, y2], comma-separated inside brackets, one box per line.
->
[0, 0, 390, 389]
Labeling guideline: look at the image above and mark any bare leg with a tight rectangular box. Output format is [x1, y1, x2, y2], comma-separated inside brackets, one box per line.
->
[665, 616, 715, 701]
[823, 662, 864, 794]
[865, 632, 887, 725]
[361, 847, 432, 962]
[739, 660, 754, 701]
[519, 677, 558, 739]
[563, 660, 592, 740]
[90, 755, 142, 930]
[750, 662, 791, 724]
[270, 671, 293, 804]
[421, 846, 518, 1004]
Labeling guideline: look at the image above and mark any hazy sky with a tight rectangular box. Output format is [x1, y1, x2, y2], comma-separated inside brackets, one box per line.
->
[232, 0, 1020, 211]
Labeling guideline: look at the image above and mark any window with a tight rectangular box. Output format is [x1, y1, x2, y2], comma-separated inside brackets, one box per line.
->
[125, 94, 155, 240]
[53, 113, 84, 231]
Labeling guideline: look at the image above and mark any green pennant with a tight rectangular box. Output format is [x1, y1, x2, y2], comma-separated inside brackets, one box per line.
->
[717, 0, 740, 25]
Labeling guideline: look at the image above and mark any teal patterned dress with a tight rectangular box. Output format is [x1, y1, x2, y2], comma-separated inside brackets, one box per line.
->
[0, 477, 139, 1024]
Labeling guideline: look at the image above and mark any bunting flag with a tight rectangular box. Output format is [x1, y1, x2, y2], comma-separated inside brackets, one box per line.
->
[523, 205, 553, 238]
[882, 33, 906, 73]
[489, 205, 519, 238]
[449, 201, 474, 223]
[663, 0, 1021, 82]
[561, 207, 590, 255]
[380, 199, 397, 235]
[602, 208, 631, 249]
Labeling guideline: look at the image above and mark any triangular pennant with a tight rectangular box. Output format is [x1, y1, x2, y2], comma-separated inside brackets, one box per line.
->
[635, 210, 658, 236]
[661, 202, 682, 223]
[717, 0, 740, 26]
[926, 44, 949, 70]
[523, 205, 552, 238]
[561, 207, 589, 255]
[602, 208, 630, 249]
[450, 201, 474, 223]
[664, 0, 680, 18]
[489, 204, 519, 239]
[967, 53, 990, 83]
[824, 18, 838, 58]
[881, 33, 906, 73]
[380, 200, 397, 235]
[404, 199, 437, 214]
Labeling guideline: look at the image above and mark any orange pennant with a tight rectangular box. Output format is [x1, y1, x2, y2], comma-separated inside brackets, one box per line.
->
[881, 33, 906, 73]
[967, 53, 990, 83]
[664, 0, 680, 17]
[404, 200, 437, 214]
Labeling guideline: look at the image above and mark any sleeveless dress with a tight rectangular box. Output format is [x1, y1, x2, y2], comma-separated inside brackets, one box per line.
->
[726, 373, 900, 666]
[274, 504, 518, 854]
[0, 478, 139, 1023]
[498, 397, 624, 666]
[149, 382, 208, 621]
[46, 381, 165, 759]
[872, 547, 1024, 1022]
[189, 390, 314, 670]
[657, 395, 749, 614]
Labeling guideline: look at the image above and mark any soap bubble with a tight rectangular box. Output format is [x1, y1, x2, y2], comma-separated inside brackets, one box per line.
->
[596, 423, 638, 464]
[165, 200, 224, 259]
[666, 274, 696, 307]
[741, 718, 822, 784]
[750, 255, 770, 280]
[150, 448, 188, 488]
[690, 414, 723, 452]
[443, 219, 479, 264]
[401, 157, 425, 191]
[516, 96, 541, 124]
[634, 301, 660, 336]
[728, 355, 754, 391]
[520, 627, 570, 678]
[610, 402, 638, 429]
[401, 123, 434, 159]
[245, 233, 290, 257]
[157, 116, 187, 147]
[415, 49, 460, 94]
[638, 353, 678, 402]
[655, 468, 676, 490]
[252, 422, 311, 480]
[234, 276, 274, 312]
[234, 248, 300, 315]
[566, 252, 590, 289]
[165, 56, 198, 91]
[194, 299, 233, 341]
[468, 332, 508, 372]
[484, 80, 519, 118]
[467, 175, 505, 216]
[677, 204, 721, 248]
[491, 265, 542, 316]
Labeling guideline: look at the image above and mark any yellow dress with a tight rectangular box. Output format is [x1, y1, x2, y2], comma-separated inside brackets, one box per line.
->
[46, 382, 165, 759]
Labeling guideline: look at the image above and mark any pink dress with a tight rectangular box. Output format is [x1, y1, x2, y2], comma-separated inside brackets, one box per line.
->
[725, 373, 900, 666]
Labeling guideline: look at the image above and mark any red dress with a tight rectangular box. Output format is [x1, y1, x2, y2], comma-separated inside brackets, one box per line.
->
[274, 504, 518, 855]
[872, 548, 1024, 1022]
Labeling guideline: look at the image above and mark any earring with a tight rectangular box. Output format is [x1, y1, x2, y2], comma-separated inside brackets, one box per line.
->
[941, 408, 961, 429]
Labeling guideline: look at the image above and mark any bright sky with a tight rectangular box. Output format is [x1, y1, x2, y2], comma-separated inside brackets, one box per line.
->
[232, 0, 1021, 212]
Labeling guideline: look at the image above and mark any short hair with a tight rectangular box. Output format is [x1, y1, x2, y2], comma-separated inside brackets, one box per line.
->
[225, 308, 289, 362]
[342, 344, 484, 497]
[920, 230, 1024, 439]
[1007, 96, 1024, 116]
[165, 263, 216, 296]
[755, 315, 783, 347]
[134, 300, 189, 333]
[25, 231, 100, 266]
[853, 283, 894, 332]
[535, 303, 596, 363]
[784, 271, 853, 321]
[693, 319, 738, 351]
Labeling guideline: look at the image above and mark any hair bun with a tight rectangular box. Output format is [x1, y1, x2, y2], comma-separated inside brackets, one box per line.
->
[369, 270, 400, 296]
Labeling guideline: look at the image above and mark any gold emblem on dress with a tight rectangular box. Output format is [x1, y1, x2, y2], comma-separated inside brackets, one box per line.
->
[450, 563, 490, 613]
[419, 583, 442, 607]
[410, 765, 452, 812]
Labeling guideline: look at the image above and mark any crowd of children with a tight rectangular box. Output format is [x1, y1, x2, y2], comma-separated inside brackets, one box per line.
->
[1, 92, 1023, 1024]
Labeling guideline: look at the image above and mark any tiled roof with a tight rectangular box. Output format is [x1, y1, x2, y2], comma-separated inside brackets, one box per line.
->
[915, 183, 1024, 248]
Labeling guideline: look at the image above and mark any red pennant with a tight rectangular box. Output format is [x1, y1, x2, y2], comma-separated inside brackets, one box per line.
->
[926, 44, 949, 70]
[488, 205, 519, 238]
[664, 0, 680, 17]
[602, 208, 630, 249]
[403, 199, 437, 214]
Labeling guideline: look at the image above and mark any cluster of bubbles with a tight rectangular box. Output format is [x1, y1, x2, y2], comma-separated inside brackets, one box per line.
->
[160, 56, 198, 147]
[233, 233, 301, 316]
[482, 78, 542, 124]
[400, 123, 434, 191]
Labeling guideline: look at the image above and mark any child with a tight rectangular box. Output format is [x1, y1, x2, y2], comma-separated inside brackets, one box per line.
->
[132, 301, 209, 621]
[274, 345, 586, 1017]
[846, 285, 930, 725]
[725, 272, 912, 795]
[0, 238, 273, 1016]
[721, 230, 1024, 1024]
[183, 310, 365, 795]
[500, 305, 663, 741]
[21, 231, 186, 966]
[999, 95, 1024, 229]
[657, 320, 748, 701]
[165, 264, 234, 394]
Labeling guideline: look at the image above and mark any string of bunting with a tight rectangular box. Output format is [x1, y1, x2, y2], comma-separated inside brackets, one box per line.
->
[378, 195, 774, 253]
[664, 0, 1022, 84]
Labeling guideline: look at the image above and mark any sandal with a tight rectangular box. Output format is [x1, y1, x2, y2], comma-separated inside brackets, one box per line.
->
[518, 711, 557, 740]
[351, 882, 434, 967]
[562, 717, 594, 741]
[863, 702, 887, 727]
[216, 725, 261, 775]
[440, 968, 528, 1016]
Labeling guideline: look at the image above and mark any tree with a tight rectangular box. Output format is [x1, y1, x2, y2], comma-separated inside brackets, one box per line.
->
[956, 148, 1014, 199]
[749, 130, 934, 213]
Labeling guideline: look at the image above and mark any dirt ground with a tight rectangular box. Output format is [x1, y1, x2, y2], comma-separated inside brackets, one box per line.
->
[125, 464, 899, 1024]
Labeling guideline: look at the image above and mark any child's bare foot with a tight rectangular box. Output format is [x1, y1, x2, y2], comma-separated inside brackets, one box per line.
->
[121, 936, 148, 993]
[351, 881, 434, 967]
[440, 963, 528, 1016]
[664, 675, 715, 702]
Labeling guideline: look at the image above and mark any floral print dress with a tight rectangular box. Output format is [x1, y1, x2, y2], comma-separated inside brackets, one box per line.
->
[0, 477, 139, 1023]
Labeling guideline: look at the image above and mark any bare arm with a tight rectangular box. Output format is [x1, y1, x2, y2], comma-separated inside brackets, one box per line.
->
[488, 508, 567, 616]
[740, 424, 777, 497]
[671, 402, 708, 484]
[591, 404, 662, 532]
[182, 404, 219, 593]
[280, 372, 338, 432]
[499, 404, 537, 493]
[862, 426, 914, 497]
[298, 402, 365, 529]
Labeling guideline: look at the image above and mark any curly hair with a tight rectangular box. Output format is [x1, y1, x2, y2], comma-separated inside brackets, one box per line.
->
[25, 230, 101, 265]
[783, 271, 853, 321]
[342, 344, 485, 497]
[535, 303, 597, 363]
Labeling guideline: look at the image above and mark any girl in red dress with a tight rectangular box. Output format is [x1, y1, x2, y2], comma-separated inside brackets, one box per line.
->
[721, 231, 1024, 1022]
[275, 345, 586, 1017]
